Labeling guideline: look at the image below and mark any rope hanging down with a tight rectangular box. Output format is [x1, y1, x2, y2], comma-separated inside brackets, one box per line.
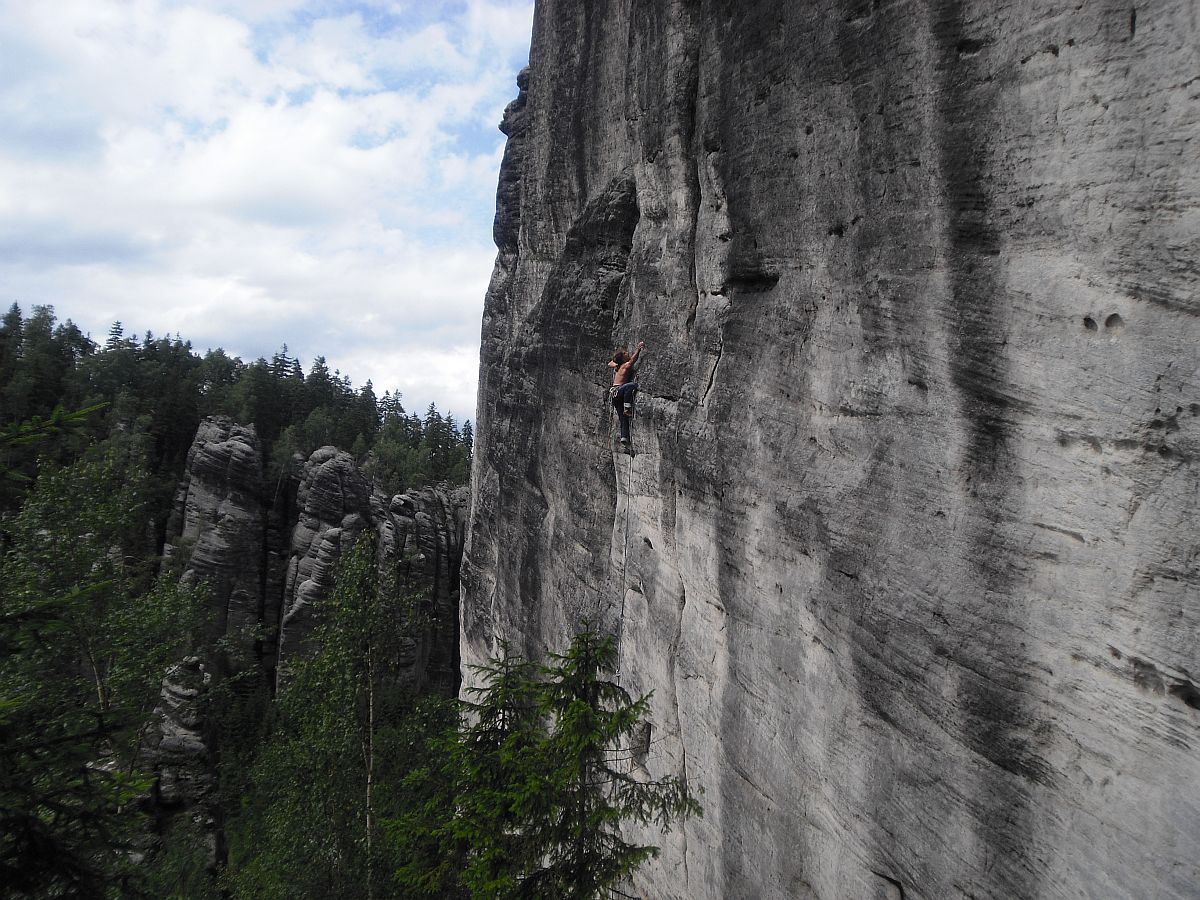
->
[603, 377, 637, 685]
[614, 449, 634, 685]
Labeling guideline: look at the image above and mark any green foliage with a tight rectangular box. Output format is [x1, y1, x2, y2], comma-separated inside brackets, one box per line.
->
[385, 701, 472, 899]
[139, 815, 222, 900]
[522, 631, 701, 899]
[0, 449, 208, 898]
[0, 306, 477, 897]
[224, 535, 437, 900]
[364, 401, 471, 495]
[0, 403, 108, 507]
[391, 629, 702, 900]
[0, 304, 473, 507]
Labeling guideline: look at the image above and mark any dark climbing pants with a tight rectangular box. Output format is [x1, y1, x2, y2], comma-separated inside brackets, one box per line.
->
[612, 382, 637, 441]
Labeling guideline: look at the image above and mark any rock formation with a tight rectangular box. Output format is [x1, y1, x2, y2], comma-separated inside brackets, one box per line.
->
[277, 447, 468, 694]
[142, 657, 219, 861]
[463, 3, 1200, 898]
[154, 420, 468, 857]
[164, 417, 265, 652]
[162, 420, 468, 691]
[276, 447, 376, 675]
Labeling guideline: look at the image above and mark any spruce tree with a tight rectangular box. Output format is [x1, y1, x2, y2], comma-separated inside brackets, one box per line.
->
[0, 445, 206, 896]
[522, 629, 701, 899]
[395, 629, 701, 900]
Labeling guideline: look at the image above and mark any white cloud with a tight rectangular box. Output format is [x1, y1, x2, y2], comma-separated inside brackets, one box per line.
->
[0, 0, 533, 421]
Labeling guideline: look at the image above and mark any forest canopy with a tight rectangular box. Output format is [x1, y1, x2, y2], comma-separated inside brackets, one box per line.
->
[0, 303, 473, 517]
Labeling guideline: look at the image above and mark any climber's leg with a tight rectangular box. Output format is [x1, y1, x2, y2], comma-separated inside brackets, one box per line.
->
[612, 392, 630, 444]
[617, 381, 638, 416]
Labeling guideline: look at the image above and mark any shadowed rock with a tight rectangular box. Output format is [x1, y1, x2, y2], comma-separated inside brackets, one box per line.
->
[163, 417, 265, 651]
[153, 422, 469, 859]
[277, 446, 468, 693]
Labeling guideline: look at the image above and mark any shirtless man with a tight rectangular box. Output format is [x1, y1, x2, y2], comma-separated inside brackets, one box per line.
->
[609, 340, 644, 446]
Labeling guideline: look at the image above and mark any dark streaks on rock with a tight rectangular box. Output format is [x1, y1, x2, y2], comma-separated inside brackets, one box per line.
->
[932, 2, 1043, 894]
[494, 67, 529, 254]
[465, 1, 1200, 898]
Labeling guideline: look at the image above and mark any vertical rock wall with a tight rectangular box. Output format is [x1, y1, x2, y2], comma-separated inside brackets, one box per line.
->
[164, 418, 266, 653]
[157, 420, 468, 845]
[163, 421, 468, 693]
[277, 446, 468, 694]
[463, 2, 1200, 898]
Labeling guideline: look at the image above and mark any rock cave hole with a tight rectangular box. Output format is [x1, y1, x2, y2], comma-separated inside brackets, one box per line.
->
[1105, 313, 1125, 331]
[1083, 316, 1098, 331]
[1169, 680, 1200, 711]
[956, 37, 987, 56]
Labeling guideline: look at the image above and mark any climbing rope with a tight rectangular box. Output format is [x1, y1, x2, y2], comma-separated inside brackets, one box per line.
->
[604, 384, 635, 685]
[614, 449, 634, 686]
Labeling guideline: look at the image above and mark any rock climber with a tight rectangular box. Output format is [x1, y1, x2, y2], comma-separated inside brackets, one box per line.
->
[609, 340, 644, 447]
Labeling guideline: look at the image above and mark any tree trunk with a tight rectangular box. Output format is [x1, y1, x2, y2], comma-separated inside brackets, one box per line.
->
[365, 646, 376, 900]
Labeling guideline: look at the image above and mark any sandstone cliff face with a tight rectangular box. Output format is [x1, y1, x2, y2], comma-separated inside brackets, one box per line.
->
[164, 421, 468, 691]
[276, 447, 375, 675]
[277, 447, 469, 694]
[463, 3, 1200, 898]
[164, 417, 266, 652]
[142, 657, 219, 860]
[155, 422, 468, 862]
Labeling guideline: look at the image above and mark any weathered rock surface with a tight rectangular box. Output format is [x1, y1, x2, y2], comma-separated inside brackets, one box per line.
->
[164, 417, 265, 649]
[163, 422, 468, 691]
[156, 422, 468, 853]
[464, 3, 1200, 898]
[277, 446, 469, 693]
[385, 485, 471, 696]
[277, 446, 375, 674]
[145, 657, 214, 812]
[141, 657, 220, 865]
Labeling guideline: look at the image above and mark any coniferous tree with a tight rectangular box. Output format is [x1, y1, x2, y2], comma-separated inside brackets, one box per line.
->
[392, 630, 701, 900]
[304, 355, 336, 416]
[0, 443, 206, 896]
[0, 302, 23, 362]
[226, 535, 437, 900]
[2, 305, 60, 423]
[461, 420, 473, 457]
[450, 650, 546, 896]
[197, 347, 243, 416]
[0, 305, 473, 499]
[522, 630, 701, 899]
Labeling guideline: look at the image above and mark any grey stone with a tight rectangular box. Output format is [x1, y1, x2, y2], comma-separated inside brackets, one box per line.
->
[155, 421, 468, 845]
[277, 444, 469, 693]
[145, 657, 213, 810]
[163, 417, 265, 650]
[463, 3, 1200, 899]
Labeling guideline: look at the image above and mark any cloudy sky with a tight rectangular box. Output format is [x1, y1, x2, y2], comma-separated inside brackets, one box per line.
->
[0, 0, 534, 420]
